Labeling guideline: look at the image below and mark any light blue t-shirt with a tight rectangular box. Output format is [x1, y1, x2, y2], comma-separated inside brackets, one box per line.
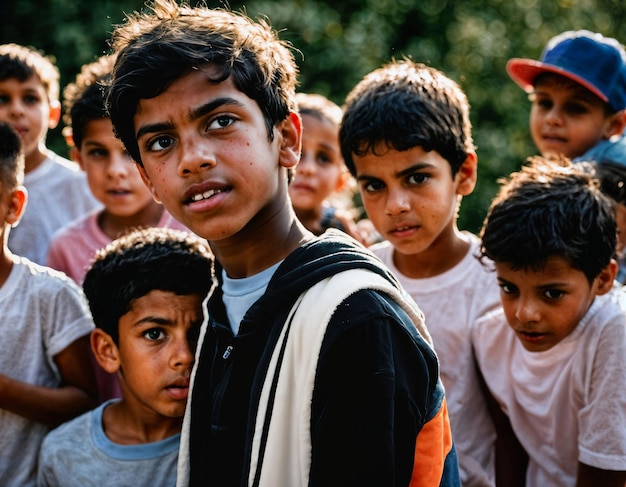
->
[37, 399, 180, 487]
[222, 262, 282, 335]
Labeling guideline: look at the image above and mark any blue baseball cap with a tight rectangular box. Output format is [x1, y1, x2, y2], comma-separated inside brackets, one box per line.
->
[507, 30, 626, 112]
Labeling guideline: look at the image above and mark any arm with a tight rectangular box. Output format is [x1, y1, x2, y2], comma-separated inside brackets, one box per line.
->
[577, 463, 626, 487]
[0, 334, 96, 427]
[309, 291, 457, 487]
[474, 355, 527, 487]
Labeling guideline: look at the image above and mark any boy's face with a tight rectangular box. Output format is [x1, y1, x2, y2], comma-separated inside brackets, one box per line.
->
[0, 75, 59, 161]
[132, 65, 300, 243]
[113, 290, 203, 418]
[353, 144, 476, 257]
[74, 118, 156, 217]
[529, 74, 622, 159]
[495, 256, 614, 352]
[289, 113, 346, 212]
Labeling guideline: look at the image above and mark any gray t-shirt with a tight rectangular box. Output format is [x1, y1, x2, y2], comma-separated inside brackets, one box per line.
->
[0, 255, 94, 487]
[38, 399, 180, 487]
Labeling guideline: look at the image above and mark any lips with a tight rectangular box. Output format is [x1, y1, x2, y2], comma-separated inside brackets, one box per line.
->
[165, 378, 190, 400]
[541, 133, 566, 143]
[291, 182, 315, 193]
[516, 330, 548, 342]
[184, 181, 230, 205]
[190, 188, 225, 202]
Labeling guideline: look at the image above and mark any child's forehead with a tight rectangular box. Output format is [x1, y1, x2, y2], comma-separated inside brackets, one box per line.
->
[0, 73, 50, 96]
[495, 255, 578, 280]
[533, 73, 604, 104]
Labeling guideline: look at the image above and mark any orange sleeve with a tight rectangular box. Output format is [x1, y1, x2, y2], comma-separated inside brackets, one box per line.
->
[409, 397, 454, 487]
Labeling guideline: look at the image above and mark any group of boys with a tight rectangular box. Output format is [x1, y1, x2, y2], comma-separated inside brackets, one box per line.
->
[0, 0, 625, 486]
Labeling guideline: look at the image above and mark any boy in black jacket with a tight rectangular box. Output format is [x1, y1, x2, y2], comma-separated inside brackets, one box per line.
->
[106, 1, 460, 485]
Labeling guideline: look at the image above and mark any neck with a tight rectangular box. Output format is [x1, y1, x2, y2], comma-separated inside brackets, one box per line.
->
[211, 217, 313, 279]
[101, 399, 182, 445]
[24, 146, 49, 174]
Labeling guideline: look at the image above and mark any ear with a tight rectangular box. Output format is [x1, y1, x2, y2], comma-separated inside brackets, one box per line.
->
[48, 100, 62, 130]
[603, 110, 626, 139]
[70, 147, 85, 170]
[6, 186, 27, 227]
[91, 328, 121, 374]
[136, 163, 162, 204]
[593, 259, 618, 295]
[277, 112, 302, 170]
[455, 151, 478, 196]
[334, 170, 351, 193]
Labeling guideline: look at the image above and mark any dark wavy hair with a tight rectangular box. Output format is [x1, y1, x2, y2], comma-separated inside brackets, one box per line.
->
[63, 54, 115, 149]
[83, 227, 213, 344]
[106, 0, 299, 165]
[480, 156, 617, 283]
[0, 122, 24, 190]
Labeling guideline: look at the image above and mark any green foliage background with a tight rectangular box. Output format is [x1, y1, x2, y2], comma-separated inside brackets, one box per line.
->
[3, 0, 626, 232]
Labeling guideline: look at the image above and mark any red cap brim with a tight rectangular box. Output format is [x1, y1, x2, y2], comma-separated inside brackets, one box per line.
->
[506, 58, 609, 103]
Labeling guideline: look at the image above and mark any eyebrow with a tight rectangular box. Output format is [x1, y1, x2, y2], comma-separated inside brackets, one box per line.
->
[357, 162, 432, 182]
[134, 316, 174, 327]
[135, 96, 245, 141]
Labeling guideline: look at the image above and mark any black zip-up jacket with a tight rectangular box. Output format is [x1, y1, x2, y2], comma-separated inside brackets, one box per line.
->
[184, 231, 460, 486]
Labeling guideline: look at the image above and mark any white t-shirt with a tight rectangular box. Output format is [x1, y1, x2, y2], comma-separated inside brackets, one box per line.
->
[8, 152, 100, 265]
[471, 289, 626, 487]
[371, 233, 500, 487]
[0, 255, 94, 487]
[38, 399, 180, 487]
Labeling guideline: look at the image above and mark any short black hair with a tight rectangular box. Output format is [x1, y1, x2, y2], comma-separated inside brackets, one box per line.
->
[0, 43, 60, 102]
[82, 227, 213, 344]
[480, 156, 616, 283]
[340, 58, 474, 177]
[63, 54, 115, 149]
[0, 122, 24, 190]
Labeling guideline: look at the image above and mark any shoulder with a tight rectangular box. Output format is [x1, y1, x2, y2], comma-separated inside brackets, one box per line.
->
[323, 287, 437, 371]
[14, 256, 83, 293]
[369, 239, 393, 258]
[41, 407, 94, 455]
[47, 152, 83, 174]
[471, 307, 512, 360]
[579, 290, 626, 358]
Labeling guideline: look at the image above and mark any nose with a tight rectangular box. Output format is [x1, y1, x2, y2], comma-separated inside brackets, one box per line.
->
[170, 337, 195, 370]
[178, 135, 216, 176]
[385, 188, 410, 216]
[6, 98, 24, 118]
[514, 297, 540, 324]
[544, 106, 563, 127]
[107, 153, 131, 178]
[296, 152, 315, 176]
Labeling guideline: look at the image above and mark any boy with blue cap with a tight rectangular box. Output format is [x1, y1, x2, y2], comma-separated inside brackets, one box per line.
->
[507, 30, 626, 160]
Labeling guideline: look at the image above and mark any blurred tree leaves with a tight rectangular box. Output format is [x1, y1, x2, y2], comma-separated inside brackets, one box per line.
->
[3, 0, 626, 232]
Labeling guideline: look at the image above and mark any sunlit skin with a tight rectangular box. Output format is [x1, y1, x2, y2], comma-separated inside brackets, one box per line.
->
[72, 118, 164, 239]
[529, 74, 625, 159]
[0, 179, 26, 287]
[495, 256, 616, 352]
[92, 290, 203, 444]
[0, 75, 60, 173]
[353, 145, 476, 278]
[289, 113, 348, 232]
[133, 65, 306, 278]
